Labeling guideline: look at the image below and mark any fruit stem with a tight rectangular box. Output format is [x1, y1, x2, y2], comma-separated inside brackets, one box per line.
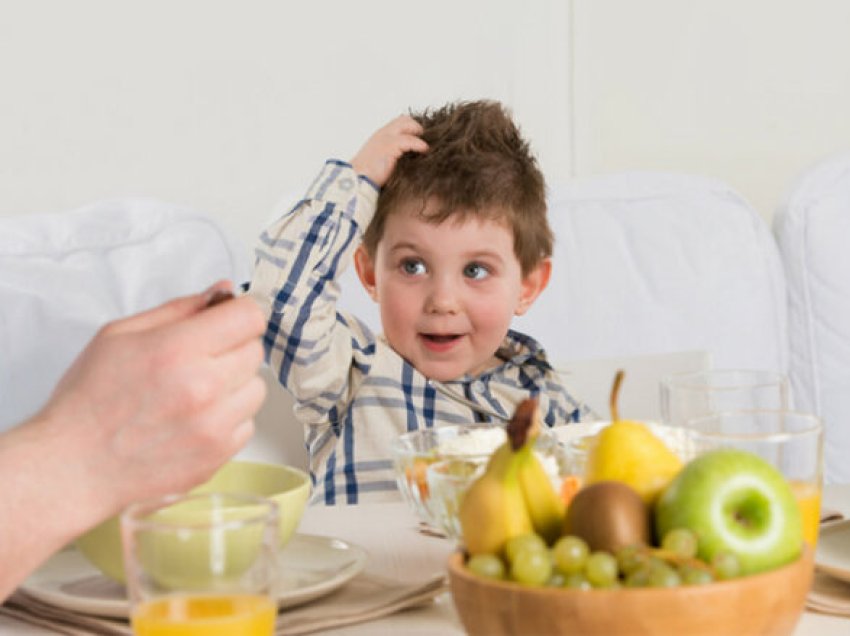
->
[609, 369, 625, 423]
[507, 398, 539, 451]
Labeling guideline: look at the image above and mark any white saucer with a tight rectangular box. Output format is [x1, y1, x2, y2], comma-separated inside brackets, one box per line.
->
[20, 533, 368, 619]
[816, 519, 850, 583]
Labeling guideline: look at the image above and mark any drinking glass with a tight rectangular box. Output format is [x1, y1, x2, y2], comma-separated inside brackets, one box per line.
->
[660, 369, 789, 427]
[684, 410, 823, 548]
[121, 492, 279, 636]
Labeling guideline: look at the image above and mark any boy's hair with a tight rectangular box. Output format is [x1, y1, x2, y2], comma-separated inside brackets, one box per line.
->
[361, 100, 552, 275]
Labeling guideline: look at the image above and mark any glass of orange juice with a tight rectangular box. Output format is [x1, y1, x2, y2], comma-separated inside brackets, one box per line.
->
[121, 492, 279, 636]
[684, 410, 823, 549]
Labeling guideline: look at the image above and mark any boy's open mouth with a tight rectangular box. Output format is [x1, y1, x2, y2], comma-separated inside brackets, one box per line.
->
[421, 333, 462, 344]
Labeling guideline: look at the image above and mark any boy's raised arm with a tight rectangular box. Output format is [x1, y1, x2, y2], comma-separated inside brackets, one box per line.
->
[250, 115, 426, 418]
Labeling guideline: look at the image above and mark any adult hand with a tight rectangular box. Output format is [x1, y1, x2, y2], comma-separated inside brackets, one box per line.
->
[60, 284, 265, 513]
[351, 114, 428, 187]
[41, 282, 266, 522]
[0, 282, 268, 600]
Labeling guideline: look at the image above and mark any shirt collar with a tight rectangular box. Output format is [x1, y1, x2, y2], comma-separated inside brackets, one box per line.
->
[453, 329, 552, 384]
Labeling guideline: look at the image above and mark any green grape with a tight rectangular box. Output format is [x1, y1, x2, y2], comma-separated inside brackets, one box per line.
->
[712, 552, 741, 580]
[647, 562, 681, 588]
[679, 564, 714, 585]
[615, 544, 650, 575]
[647, 555, 669, 571]
[563, 572, 592, 590]
[467, 553, 506, 580]
[584, 551, 618, 588]
[661, 528, 699, 559]
[510, 546, 553, 586]
[552, 535, 590, 575]
[504, 532, 547, 564]
[547, 572, 566, 587]
[625, 565, 652, 588]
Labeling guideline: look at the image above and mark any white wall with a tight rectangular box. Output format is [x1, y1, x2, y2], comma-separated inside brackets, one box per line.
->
[572, 0, 850, 219]
[3, 2, 849, 245]
[0, 0, 571, 254]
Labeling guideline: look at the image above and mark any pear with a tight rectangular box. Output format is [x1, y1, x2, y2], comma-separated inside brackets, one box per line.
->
[584, 370, 683, 504]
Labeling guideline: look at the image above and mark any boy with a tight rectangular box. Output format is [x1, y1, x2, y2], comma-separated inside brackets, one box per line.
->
[251, 100, 589, 505]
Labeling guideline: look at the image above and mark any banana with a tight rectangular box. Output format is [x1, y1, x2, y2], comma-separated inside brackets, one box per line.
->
[458, 398, 565, 554]
[517, 446, 565, 544]
[515, 400, 566, 544]
[458, 438, 533, 556]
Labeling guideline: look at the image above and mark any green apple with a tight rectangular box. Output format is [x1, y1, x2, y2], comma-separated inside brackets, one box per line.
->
[654, 449, 802, 576]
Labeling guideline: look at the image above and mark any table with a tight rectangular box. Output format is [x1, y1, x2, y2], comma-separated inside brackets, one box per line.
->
[3, 485, 850, 635]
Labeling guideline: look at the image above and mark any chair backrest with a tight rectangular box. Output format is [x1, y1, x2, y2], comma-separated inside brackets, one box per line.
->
[774, 152, 850, 484]
[516, 172, 788, 373]
[0, 198, 250, 432]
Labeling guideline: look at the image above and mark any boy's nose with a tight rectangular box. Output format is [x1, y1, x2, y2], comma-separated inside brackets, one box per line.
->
[424, 277, 460, 314]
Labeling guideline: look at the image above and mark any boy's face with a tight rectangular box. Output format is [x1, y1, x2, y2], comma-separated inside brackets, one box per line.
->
[355, 199, 550, 381]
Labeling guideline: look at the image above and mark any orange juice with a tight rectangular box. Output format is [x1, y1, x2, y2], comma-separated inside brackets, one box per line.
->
[789, 480, 822, 548]
[131, 594, 276, 636]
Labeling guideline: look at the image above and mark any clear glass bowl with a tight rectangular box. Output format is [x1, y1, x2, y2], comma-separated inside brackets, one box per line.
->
[391, 424, 569, 541]
[424, 458, 485, 540]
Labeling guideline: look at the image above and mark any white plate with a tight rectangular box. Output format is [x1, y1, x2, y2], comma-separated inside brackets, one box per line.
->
[816, 519, 850, 583]
[19, 533, 368, 619]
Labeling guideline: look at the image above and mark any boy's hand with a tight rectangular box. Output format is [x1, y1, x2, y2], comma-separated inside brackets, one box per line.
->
[351, 115, 428, 187]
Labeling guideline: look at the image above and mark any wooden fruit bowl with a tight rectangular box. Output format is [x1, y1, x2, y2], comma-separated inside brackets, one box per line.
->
[448, 547, 813, 636]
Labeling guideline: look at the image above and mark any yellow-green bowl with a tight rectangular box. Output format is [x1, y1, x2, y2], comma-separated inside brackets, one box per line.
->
[75, 460, 311, 583]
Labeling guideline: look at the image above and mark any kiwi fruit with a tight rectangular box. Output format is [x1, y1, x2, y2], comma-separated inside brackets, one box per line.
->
[563, 481, 650, 552]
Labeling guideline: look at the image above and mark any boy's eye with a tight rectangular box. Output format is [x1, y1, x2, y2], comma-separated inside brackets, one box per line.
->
[401, 259, 427, 276]
[463, 262, 490, 280]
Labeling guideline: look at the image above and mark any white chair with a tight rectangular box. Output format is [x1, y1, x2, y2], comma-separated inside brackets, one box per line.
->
[774, 152, 850, 484]
[516, 173, 788, 373]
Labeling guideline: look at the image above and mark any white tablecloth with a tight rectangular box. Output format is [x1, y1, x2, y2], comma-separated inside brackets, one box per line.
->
[3, 486, 850, 635]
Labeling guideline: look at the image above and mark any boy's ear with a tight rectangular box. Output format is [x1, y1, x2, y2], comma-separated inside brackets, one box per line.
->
[515, 258, 552, 316]
[354, 245, 379, 302]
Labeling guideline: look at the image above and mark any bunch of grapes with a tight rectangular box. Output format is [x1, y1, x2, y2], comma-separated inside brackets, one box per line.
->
[466, 529, 741, 589]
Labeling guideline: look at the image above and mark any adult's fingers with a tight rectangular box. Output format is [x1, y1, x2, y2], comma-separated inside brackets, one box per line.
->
[198, 376, 267, 453]
[210, 337, 265, 395]
[166, 295, 266, 356]
[230, 418, 257, 453]
[108, 281, 234, 335]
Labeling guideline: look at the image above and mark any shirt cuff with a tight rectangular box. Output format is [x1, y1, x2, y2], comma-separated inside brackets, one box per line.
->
[304, 160, 379, 226]
[302, 160, 354, 200]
